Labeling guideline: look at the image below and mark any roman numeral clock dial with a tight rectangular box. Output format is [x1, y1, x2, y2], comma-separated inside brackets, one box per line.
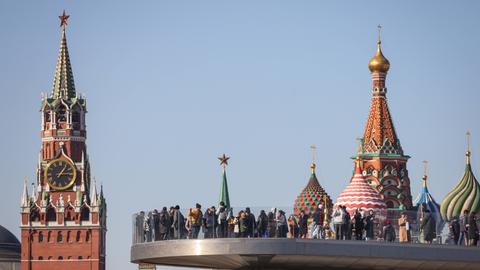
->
[44, 159, 77, 190]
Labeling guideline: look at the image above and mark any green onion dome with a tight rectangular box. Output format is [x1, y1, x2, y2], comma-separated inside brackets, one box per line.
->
[440, 150, 480, 221]
[294, 163, 333, 216]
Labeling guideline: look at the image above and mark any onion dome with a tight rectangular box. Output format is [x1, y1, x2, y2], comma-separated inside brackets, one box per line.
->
[334, 159, 387, 218]
[441, 140, 480, 221]
[294, 162, 333, 216]
[368, 28, 390, 73]
[414, 161, 443, 230]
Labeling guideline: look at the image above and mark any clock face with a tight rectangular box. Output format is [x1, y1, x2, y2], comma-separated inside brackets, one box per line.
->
[45, 159, 77, 190]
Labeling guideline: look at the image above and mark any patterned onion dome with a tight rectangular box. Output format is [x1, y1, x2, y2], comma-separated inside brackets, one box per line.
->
[441, 150, 480, 221]
[414, 173, 444, 232]
[294, 163, 333, 216]
[335, 160, 387, 218]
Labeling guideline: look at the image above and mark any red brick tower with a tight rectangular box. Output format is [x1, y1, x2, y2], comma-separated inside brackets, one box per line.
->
[356, 27, 413, 210]
[20, 11, 107, 270]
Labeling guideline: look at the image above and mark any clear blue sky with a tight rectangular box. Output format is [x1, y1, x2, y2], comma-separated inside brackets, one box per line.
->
[1, 1, 479, 269]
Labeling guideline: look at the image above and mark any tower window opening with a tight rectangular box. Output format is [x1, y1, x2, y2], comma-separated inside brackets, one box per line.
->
[46, 207, 56, 222]
[38, 256, 43, 260]
[78, 256, 83, 260]
[80, 207, 90, 221]
[47, 231, 52, 243]
[57, 105, 67, 123]
[67, 231, 71, 242]
[38, 231, 44, 242]
[57, 231, 63, 242]
[86, 231, 91, 242]
[58, 256, 63, 260]
[76, 231, 81, 242]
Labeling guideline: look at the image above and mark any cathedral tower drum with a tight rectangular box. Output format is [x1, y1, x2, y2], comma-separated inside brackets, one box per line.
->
[356, 28, 413, 210]
[20, 11, 106, 270]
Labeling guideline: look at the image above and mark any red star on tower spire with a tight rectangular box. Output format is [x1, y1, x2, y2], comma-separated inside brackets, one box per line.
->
[59, 10, 70, 27]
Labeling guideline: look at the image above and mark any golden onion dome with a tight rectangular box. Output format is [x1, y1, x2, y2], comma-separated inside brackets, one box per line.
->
[368, 40, 390, 73]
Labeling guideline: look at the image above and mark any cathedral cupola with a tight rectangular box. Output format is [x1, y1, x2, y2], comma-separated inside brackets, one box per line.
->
[368, 35, 390, 74]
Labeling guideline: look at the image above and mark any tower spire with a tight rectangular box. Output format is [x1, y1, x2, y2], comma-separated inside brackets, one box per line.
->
[422, 160, 428, 188]
[218, 154, 231, 209]
[310, 145, 316, 173]
[91, 177, 98, 207]
[52, 10, 76, 99]
[466, 131, 471, 164]
[21, 178, 29, 208]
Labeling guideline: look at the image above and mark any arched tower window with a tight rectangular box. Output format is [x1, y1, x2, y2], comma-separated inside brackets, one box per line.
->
[65, 206, 75, 221]
[72, 105, 81, 130]
[80, 207, 90, 221]
[67, 231, 71, 242]
[38, 231, 44, 243]
[57, 231, 63, 242]
[386, 201, 394, 208]
[57, 105, 67, 123]
[76, 231, 81, 242]
[47, 231, 52, 243]
[86, 231, 91, 242]
[58, 256, 63, 260]
[46, 207, 56, 222]
[38, 256, 43, 260]
[30, 207, 40, 222]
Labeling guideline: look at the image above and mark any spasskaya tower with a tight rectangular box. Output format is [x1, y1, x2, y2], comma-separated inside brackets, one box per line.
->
[20, 11, 107, 270]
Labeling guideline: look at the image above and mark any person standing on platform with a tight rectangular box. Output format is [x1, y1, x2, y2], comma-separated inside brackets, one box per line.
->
[203, 207, 215, 238]
[173, 205, 185, 239]
[256, 210, 268, 238]
[343, 206, 352, 240]
[449, 217, 461, 245]
[333, 206, 345, 240]
[460, 210, 470, 245]
[298, 210, 309, 239]
[267, 209, 277, 238]
[158, 207, 170, 240]
[364, 210, 375, 241]
[275, 210, 288, 238]
[398, 212, 409, 243]
[420, 209, 436, 244]
[383, 221, 396, 242]
[468, 213, 478, 246]
[245, 207, 256, 238]
[216, 202, 228, 238]
[353, 209, 364, 240]
[312, 205, 324, 239]
[190, 203, 203, 239]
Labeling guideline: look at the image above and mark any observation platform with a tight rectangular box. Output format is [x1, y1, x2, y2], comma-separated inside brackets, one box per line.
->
[130, 238, 480, 270]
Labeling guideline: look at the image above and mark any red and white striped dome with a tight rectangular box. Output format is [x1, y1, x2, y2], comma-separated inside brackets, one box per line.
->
[334, 161, 387, 218]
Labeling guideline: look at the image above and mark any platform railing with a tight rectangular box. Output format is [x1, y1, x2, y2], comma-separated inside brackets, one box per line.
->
[132, 207, 476, 246]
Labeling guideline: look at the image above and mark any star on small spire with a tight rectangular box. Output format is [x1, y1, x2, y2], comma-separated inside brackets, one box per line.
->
[218, 154, 230, 167]
[59, 10, 70, 27]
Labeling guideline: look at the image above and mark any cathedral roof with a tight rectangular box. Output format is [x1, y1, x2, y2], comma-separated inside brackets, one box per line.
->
[335, 160, 387, 217]
[441, 148, 480, 221]
[0, 225, 19, 245]
[294, 163, 333, 216]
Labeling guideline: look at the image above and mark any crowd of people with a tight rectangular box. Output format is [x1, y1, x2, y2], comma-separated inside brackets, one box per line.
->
[133, 202, 479, 247]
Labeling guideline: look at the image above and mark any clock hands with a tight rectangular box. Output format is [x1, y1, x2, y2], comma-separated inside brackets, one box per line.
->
[57, 165, 68, 178]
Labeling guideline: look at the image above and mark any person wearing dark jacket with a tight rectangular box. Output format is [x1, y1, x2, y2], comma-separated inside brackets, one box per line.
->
[449, 217, 461, 245]
[312, 205, 324, 239]
[158, 207, 170, 240]
[353, 209, 364, 240]
[267, 210, 277, 238]
[420, 209, 436, 244]
[343, 206, 352, 240]
[245, 207, 256, 237]
[468, 213, 478, 246]
[298, 210, 309, 239]
[256, 210, 268, 238]
[364, 210, 375, 241]
[460, 210, 470, 245]
[383, 221, 396, 242]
